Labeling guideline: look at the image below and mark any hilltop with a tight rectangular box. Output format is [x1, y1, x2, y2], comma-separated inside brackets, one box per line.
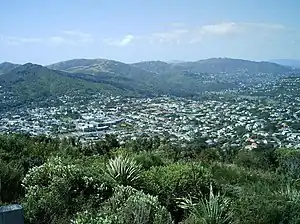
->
[0, 62, 20, 75]
[131, 60, 175, 74]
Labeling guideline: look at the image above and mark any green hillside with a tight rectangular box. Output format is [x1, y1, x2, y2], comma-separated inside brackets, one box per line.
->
[48, 59, 167, 96]
[48, 58, 156, 78]
[0, 62, 20, 75]
[131, 60, 175, 74]
[0, 63, 132, 103]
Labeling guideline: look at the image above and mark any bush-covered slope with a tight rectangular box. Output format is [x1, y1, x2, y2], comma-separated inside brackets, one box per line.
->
[2, 133, 300, 224]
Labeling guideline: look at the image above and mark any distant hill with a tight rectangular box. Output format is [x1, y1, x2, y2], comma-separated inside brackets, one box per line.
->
[178, 58, 290, 73]
[0, 57, 298, 107]
[0, 62, 20, 75]
[47, 58, 155, 78]
[0, 63, 132, 104]
[49, 58, 291, 76]
[132, 58, 291, 74]
[47, 59, 166, 96]
[48, 58, 121, 74]
[47, 57, 298, 97]
[269, 59, 300, 68]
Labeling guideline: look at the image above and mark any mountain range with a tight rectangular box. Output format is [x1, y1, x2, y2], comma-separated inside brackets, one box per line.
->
[132, 58, 291, 74]
[0, 57, 298, 106]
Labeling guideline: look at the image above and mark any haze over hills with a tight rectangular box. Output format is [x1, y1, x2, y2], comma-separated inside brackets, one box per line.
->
[46, 57, 298, 95]
[0, 57, 298, 107]
[132, 58, 291, 74]
[47, 58, 159, 81]
[176, 58, 290, 74]
[48, 58, 131, 74]
[45, 57, 295, 78]
[269, 59, 300, 68]
[1, 57, 294, 75]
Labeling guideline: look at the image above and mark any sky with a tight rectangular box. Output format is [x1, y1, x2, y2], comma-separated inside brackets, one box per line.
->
[1, 0, 300, 65]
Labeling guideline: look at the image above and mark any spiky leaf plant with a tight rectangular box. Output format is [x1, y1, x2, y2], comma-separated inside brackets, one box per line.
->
[105, 155, 142, 186]
[178, 184, 234, 224]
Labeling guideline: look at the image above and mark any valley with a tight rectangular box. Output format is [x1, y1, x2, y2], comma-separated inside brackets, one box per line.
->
[1, 58, 300, 150]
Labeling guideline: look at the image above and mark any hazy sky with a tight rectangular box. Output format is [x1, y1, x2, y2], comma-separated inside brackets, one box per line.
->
[1, 0, 300, 64]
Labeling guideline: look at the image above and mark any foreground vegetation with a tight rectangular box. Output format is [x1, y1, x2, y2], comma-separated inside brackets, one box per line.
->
[1, 133, 300, 223]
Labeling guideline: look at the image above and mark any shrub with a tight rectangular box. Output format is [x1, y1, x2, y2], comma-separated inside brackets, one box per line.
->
[231, 182, 300, 223]
[234, 150, 262, 169]
[105, 155, 142, 186]
[140, 162, 212, 222]
[178, 184, 234, 224]
[71, 185, 173, 224]
[82, 134, 120, 156]
[275, 148, 300, 180]
[0, 160, 24, 203]
[234, 149, 277, 171]
[199, 148, 221, 162]
[211, 162, 280, 187]
[125, 136, 162, 152]
[134, 150, 168, 170]
[232, 190, 284, 224]
[71, 211, 114, 224]
[272, 184, 300, 223]
[22, 157, 112, 224]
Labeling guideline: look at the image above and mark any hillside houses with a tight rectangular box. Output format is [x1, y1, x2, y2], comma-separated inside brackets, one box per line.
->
[2, 78, 300, 149]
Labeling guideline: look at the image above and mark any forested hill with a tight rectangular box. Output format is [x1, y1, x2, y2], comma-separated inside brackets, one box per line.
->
[0, 58, 297, 106]
[0, 63, 134, 105]
[0, 62, 20, 75]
